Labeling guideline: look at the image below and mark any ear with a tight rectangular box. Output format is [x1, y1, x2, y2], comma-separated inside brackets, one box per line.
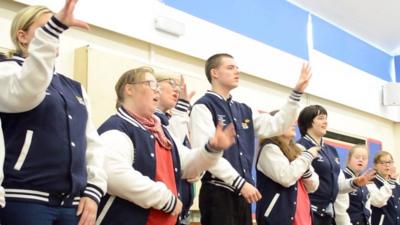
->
[16, 30, 29, 46]
[210, 68, 219, 80]
[124, 83, 135, 97]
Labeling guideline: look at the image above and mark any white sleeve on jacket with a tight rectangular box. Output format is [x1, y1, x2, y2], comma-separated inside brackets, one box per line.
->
[101, 130, 178, 213]
[189, 103, 245, 190]
[252, 91, 301, 139]
[168, 99, 190, 143]
[302, 165, 319, 193]
[82, 87, 107, 204]
[0, 120, 5, 207]
[0, 17, 65, 113]
[256, 143, 314, 188]
[367, 181, 394, 208]
[338, 170, 357, 194]
[334, 192, 352, 225]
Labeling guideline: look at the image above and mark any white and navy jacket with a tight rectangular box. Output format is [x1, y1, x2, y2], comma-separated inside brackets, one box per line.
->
[369, 174, 400, 225]
[256, 141, 319, 225]
[96, 107, 223, 225]
[190, 90, 302, 192]
[297, 135, 357, 215]
[0, 16, 107, 207]
[0, 120, 4, 207]
[345, 167, 371, 225]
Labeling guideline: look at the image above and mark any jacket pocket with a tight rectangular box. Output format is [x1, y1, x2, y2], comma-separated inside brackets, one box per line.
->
[14, 130, 33, 171]
[264, 193, 280, 218]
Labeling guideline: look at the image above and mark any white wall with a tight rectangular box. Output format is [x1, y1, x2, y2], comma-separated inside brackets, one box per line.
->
[1, 0, 399, 161]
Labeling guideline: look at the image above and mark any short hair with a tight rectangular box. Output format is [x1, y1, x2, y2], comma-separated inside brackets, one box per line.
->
[373, 151, 393, 165]
[9, 5, 52, 57]
[347, 144, 369, 163]
[297, 105, 328, 137]
[114, 66, 154, 108]
[205, 53, 233, 83]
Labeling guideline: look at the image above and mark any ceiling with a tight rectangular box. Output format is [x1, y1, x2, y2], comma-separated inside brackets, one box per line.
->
[288, 0, 400, 56]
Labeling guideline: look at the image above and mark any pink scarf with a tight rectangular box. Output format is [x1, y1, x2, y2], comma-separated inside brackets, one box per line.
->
[129, 111, 172, 150]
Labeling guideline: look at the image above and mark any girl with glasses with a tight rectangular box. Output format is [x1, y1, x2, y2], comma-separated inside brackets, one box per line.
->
[369, 151, 400, 225]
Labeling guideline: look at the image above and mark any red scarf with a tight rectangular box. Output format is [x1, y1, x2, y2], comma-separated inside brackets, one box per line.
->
[129, 111, 172, 150]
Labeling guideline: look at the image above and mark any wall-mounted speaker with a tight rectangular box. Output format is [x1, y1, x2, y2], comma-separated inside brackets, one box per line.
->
[382, 83, 400, 106]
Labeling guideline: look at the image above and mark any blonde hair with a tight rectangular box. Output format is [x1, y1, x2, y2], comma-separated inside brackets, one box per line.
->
[154, 69, 179, 82]
[8, 5, 52, 57]
[347, 144, 369, 163]
[115, 66, 154, 108]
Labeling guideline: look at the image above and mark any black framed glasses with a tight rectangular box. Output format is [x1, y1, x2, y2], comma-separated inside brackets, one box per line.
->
[159, 78, 181, 90]
[379, 160, 394, 165]
[130, 80, 160, 92]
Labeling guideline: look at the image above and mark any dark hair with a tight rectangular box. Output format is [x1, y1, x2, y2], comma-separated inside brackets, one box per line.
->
[205, 53, 233, 83]
[298, 105, 327, 137]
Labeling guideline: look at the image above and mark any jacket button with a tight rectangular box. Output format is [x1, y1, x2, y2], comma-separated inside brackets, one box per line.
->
[174, 168, 178, 172]
[68, 114, 73, 120]
[150, 153, 154, 157]
[71, 142, 76, 147]
[150, 135, 154, 139]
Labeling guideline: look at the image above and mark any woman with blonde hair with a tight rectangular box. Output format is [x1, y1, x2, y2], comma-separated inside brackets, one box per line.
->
[96, 66, 236, 225]
[154, 71, 195, 225]
[256, 110, 320, 225]
[0, 1, 107, 225]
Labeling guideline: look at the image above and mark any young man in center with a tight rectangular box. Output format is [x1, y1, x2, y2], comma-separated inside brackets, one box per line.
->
[189, 53, 312, 225]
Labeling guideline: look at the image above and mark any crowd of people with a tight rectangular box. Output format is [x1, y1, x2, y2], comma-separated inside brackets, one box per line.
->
[0, 1, 399, 225]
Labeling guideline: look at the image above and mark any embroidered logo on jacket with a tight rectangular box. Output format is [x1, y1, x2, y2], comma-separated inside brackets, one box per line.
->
[217, 115, 227, 125]
[242, 119, 250, 129]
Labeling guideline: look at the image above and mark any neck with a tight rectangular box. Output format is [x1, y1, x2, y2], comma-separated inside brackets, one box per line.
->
[211, 85, 231, 100]
[307, 131, 322, 145]
[348, 166, 361, 176]
[123, 102, 152, 120]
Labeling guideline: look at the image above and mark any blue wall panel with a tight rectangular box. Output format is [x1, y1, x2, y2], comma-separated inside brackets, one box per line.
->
[164, 0, 309, 59]
[395, 55, 400, 82]
[312, 16, 393, 81]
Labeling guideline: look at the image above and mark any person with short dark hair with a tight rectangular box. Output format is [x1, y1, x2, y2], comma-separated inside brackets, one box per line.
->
[190, 53, 313, 225]
[297, 105, 374, 225]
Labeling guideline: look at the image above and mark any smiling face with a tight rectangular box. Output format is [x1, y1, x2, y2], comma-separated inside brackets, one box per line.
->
[308, 113, 328, 138]
[347, 146, 369, 174]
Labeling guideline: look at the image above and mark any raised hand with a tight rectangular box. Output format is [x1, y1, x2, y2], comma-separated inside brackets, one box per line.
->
[354, 169, 376, 187]
[208, 122, 236, 151]
[307, 146, 321, 158]
[55, 0, 89, 29]
[179, 75, 196, 102]
[293, 62, 312, 93]
[240, 182, 262, 203]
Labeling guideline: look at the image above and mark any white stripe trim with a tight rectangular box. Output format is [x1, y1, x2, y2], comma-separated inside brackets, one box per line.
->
[379, 214, 385, 225]
[264, 193, 280, 217]
[209, 180, 235, 192]
[5, 193, 49, 202]
[5, 188, 49, 197]
[206, 91, 224, 100]
[117, 108, 146, 130]
[86, 186, 101, 197]
[96, 196, 116, 225]
[84, 191, 101, 203]
[14, 130, 33, 170]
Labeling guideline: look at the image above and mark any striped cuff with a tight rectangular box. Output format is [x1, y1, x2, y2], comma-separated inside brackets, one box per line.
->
[161, 195, 177, 213]
[82, 184, 104, 205]
[289, 90, 303, 102]
[41, 16, 69, 39]
[205, 143, 221, 154]
[175, 99, 191, 112]
[302, 169, 312, 179]
[350, 178, 358, 189]
[233, 176, 246, 191]
[301, 151, 314, 162]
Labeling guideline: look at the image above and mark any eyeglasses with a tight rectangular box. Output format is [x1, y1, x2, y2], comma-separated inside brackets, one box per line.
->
[159, 79, 180, 90]
[129, 80, 160, 92]
[379, 160, 394, 165]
